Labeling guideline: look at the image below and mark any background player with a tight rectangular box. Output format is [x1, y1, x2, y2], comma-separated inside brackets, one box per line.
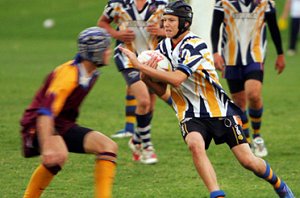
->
[20, 27, 117, 198]
[211, 0, 285, 157]
[98, 0, 170, 164]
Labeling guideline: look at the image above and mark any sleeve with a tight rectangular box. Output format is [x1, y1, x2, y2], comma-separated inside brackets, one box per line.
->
[39, 65, 78, 117]
[210, 0, 224, 53]
[177, 40, 209, 76]
[102, 0, 119, 21]
[265, 2, 284, 55]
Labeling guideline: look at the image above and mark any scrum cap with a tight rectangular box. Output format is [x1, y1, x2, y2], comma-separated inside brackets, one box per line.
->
[78, 27, 111, 67]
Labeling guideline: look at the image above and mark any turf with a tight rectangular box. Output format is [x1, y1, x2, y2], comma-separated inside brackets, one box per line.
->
[0, 0, 299, 197]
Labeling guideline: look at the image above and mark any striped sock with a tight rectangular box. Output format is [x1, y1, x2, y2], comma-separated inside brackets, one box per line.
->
[249, 107, 263, 138]
[124, 95, 136, 133]
[136, 112, 153, 149]
[240, 111, 251, 144]
[255, 161, 285, 191]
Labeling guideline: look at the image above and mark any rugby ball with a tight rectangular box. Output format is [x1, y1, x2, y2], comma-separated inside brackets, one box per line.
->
[137, 50, 171, 72]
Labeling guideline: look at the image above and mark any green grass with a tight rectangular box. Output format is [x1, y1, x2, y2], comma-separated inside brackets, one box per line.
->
[0, 0, 299, 197]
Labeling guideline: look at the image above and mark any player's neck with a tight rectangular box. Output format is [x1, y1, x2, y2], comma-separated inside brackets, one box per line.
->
[81, 60, 97, 76]
[171, 31, 189, 47]
[135, 0, 147, 11]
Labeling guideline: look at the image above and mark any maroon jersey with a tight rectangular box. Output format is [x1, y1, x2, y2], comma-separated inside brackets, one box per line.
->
[20, 60, 99, 135]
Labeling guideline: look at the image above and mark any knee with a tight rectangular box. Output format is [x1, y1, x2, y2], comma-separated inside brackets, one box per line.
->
[137, 98, 151, 111]
[248, 92, 261, 104]
[109, 140, 118, 154]
[42, 151, 68, 167]
[188, 141, 205, 156]
[103, 139, 118, 154]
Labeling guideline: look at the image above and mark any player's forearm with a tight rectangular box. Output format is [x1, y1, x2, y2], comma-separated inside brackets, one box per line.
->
[281, 0, 291, 19]
[36, 115, 55, 149]
[139, 64, 184, 87]
[142, 76, 167, 96]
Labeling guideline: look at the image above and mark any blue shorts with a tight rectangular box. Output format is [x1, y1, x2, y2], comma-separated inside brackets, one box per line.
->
[121, 68, 141, 86]
[224, 62, 264, 93]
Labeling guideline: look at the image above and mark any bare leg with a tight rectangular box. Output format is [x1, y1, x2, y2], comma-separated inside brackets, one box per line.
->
[185, 132, 220, 192]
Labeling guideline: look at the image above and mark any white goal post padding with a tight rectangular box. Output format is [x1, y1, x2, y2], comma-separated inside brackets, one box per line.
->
[190, 0, 214, 51]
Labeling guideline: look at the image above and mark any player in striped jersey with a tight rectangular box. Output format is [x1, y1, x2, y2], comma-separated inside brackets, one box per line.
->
[211, 0, 286, 157]
[120, 1, 294, 197]
[98, 0, 171, 164]
[20, 27, 117, 198]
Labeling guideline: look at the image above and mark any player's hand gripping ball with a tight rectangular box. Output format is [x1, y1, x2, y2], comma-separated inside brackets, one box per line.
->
[137, 50, 171, 82]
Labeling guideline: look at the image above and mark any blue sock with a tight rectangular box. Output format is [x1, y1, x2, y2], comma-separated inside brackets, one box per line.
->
[210, 190, 226, 198]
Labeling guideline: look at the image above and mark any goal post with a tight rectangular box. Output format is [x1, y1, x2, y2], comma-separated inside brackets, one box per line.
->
[190, 0, 214, 51]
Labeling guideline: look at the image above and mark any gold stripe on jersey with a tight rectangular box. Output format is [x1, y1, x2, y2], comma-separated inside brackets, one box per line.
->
[217, 0, 275, 65]
[46, 61, 77, 116]
[171, 88, 187, 121]
[223, 1, 238, 65]
[252, 6, 266, 61]
[158, 32, 239, 120]
[203, 75, 221, 117]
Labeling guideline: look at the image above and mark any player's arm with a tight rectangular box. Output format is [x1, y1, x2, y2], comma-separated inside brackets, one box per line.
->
[210, 3, 225, 71]
[265, 10, 286, 74]
[120, 46, 187, 87]
[141, 74, 168, 96]
[37, 68, 77, 165]
[98, 15, 135, 43]
[266, 11, 284, 55]
[211, 8, 223, 54]
[278, 0, 291, 30]
[280, 0, 291, 20]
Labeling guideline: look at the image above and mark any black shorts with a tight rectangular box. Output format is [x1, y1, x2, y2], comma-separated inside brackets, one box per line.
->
[62, 125, 92, 153]
[224, 62, 264, 93]
[179, 116, 247, 149]
[21, 125, 92, 158]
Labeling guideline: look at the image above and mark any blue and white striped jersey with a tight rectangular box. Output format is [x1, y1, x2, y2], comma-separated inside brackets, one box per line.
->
[102, 0, 168, 71]
[157, 32, 241, 121]
[214, 0, 276, 66]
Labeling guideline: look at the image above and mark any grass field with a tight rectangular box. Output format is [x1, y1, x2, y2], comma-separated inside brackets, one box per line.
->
[0, 0, 299, 197]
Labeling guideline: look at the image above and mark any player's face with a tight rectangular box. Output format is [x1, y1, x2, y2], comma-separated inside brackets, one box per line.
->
[162, 15, 179, 38]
